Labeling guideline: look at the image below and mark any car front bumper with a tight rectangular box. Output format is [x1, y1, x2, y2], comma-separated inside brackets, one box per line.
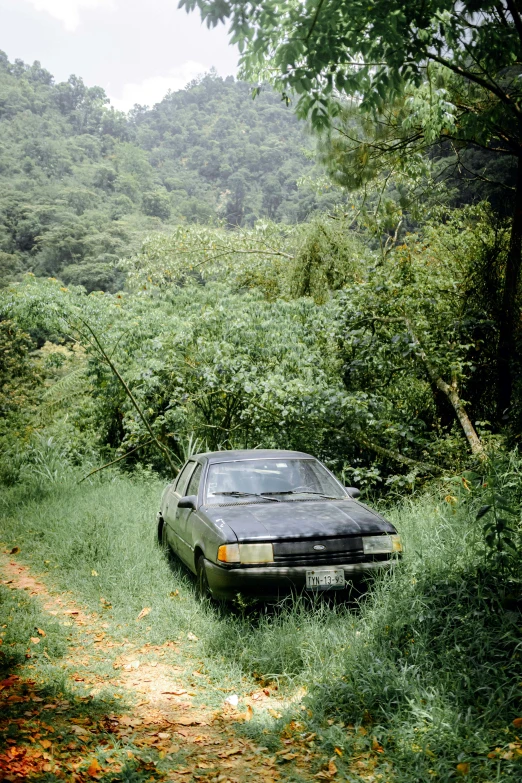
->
[204, 559, 394, 600]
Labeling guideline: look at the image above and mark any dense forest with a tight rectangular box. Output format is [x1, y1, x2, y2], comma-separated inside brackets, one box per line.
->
[1, 2, 522, 781]
[0, 52, 334, 292]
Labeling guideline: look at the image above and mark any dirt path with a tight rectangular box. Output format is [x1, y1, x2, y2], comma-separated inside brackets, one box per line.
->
[0, 554, 321, 782]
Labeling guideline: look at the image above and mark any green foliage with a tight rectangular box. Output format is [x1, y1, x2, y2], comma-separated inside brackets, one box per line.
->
[184, 0, 522, 152]
[0, 52, 339, 292]
[2, 202, 505, 487]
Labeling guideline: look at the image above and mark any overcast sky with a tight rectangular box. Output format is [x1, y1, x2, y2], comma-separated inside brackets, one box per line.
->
[0, 0, 239, 110]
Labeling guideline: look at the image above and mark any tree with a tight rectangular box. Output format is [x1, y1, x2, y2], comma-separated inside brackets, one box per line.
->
[182, 0, 522, 417]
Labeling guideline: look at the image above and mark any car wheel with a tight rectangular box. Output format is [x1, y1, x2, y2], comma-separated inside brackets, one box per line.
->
[158, 518, 169, 553]
[196, 555, 212, 600]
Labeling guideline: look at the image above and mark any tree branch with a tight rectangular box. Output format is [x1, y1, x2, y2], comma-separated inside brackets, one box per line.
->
[79, 320, 180, 475]
[351, 432, 442, 474]
[428, 53, 522, 120]
[78, 438, 155, 483]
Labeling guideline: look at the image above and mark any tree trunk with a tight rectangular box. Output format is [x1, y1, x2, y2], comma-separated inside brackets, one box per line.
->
[433, 377, 484, 457]
[497, 152, 522, 418]
[401, 320, 485, 457]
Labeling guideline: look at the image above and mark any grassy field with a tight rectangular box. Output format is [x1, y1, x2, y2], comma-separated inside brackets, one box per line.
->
[1, 468, 521, 782]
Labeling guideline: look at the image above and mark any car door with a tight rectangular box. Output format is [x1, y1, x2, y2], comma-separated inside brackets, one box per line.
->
[175, 463, 203, 569]
[164, 461, 196, 554]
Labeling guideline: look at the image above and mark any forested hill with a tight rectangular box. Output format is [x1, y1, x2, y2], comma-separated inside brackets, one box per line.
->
[0, 52, 324, 292]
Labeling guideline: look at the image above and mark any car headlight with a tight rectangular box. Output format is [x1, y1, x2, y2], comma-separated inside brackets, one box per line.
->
[217, 543, 274, 564]
[362, 534, 402, 554]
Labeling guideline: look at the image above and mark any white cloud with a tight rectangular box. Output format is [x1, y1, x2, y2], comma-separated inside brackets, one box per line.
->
[25, 0, 113, 32]
[108, 61, 208, 111]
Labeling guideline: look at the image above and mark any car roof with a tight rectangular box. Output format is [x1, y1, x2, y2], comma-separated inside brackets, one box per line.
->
[191, 449, 314, 464]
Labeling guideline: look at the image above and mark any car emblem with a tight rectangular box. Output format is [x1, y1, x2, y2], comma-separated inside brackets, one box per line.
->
[313, 544, 326, 551]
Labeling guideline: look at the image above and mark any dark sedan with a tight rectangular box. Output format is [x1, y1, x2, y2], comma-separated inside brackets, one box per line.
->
[157, 449, 401, 600]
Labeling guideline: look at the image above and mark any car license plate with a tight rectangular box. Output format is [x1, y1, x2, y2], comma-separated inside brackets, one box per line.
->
[305, 568, 345, 590]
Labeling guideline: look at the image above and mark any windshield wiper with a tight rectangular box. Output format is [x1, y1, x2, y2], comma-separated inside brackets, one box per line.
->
[219, 491, 281, 503]
[267, 489, 339, 499]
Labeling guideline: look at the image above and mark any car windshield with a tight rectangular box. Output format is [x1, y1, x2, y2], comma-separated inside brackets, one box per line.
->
[205, 458, 346, 504]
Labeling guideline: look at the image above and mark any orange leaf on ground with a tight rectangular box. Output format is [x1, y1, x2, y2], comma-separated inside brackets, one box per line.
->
[86, 758, 101, 777]
[244, 705, 254, 721]
[456, 762, 470, 775]
[513, 717, 522, 728]
[37, 628, 46, 637]
[137, 608, 151, 621]
[30, 637, 40, 644]
[40, 740, 52, 749]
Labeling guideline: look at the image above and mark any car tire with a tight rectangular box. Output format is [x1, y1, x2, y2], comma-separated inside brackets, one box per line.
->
[196, 555, 212, 601]
[157, 518, 169, 553]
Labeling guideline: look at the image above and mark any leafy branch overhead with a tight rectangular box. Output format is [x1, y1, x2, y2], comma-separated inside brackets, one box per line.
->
[182, 0, 522, 418]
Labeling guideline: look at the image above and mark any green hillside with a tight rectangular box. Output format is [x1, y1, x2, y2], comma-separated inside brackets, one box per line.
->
[0, 53, 328, 292]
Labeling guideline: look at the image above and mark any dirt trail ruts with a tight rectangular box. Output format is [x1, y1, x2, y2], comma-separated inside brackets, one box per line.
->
[0, 554, 317, 783]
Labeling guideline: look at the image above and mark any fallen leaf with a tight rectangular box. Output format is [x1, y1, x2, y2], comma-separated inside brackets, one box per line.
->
[456, 762, 470, 775]
[187, 632, 198, 641]
[162, 689, 187, 696]
[372, 737, 384, 753]
[37, 628, 46, 637]
[513, 717, 522, 729]
[137, 607, 151, 621]
[86, 758, 101, 777]
[244, 705, 254, 721]
[0, 676, 19, 689]
[40, 740, 52, 749]
[279, 752, 298, 761]
[42, 763, 53, 772]
[71, 725, 90, 736]
[328, 758, 337, 776]
[30, 637, 40, 644]
[157, 732, 171, 740]
[10, 547, 20, 555]
[91, 570, 98, 577]
[170, 590, 179, 598]
[334, 747, 343, 757]
[218, 747, 243, 758]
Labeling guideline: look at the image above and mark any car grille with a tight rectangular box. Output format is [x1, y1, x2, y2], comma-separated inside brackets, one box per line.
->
[272, 537, 377, 567]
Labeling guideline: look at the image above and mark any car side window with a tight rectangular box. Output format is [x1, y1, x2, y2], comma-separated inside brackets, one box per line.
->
[186, 464, 202, 497]
[175, 462, 196, 497]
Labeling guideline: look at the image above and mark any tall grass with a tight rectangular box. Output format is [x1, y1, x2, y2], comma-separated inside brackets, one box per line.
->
[0, 470, 520, 781]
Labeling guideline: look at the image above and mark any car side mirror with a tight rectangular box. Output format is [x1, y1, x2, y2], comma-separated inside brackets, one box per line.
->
[345, 487, 361, 499]
[178, 495, 197, 510]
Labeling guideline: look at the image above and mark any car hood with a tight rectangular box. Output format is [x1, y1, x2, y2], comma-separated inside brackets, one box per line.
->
[203, 499, 395, 542]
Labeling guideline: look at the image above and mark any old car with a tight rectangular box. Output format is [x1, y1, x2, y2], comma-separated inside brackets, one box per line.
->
[157, 449, 401, 600]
